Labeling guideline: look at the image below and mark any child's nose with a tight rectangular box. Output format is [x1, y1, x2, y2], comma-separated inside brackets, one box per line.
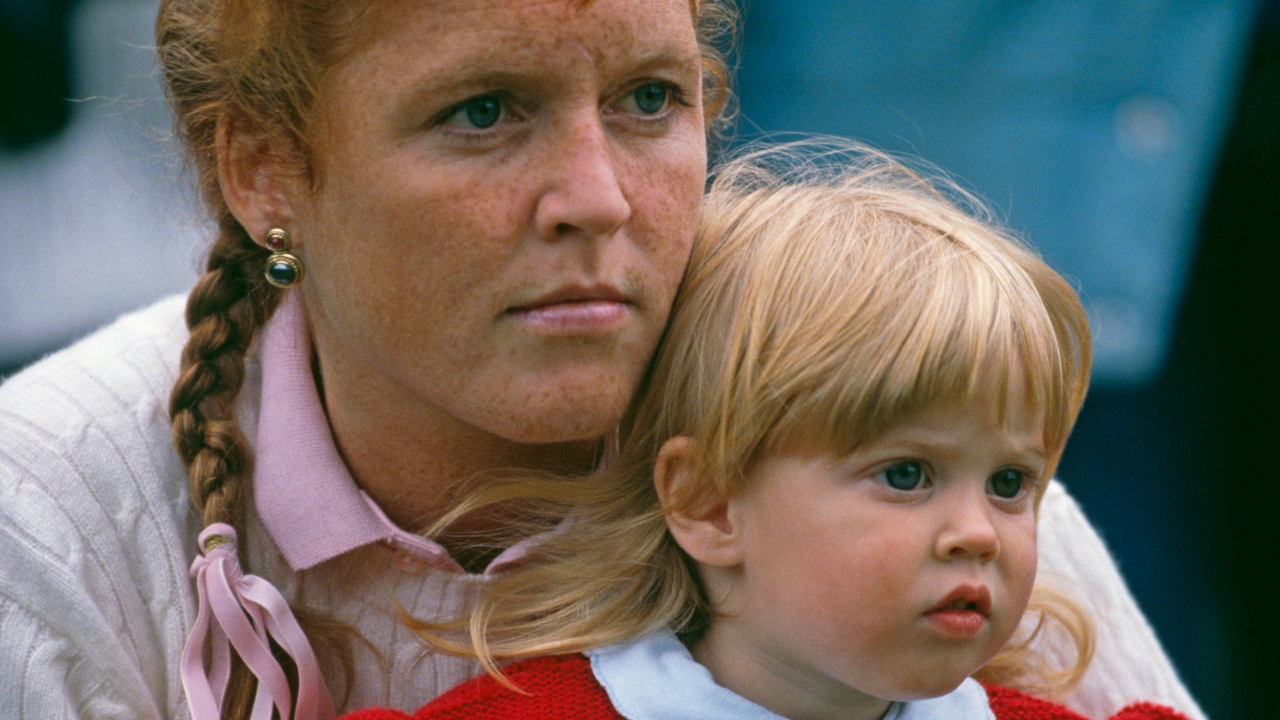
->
[935, 494, 1000, 561]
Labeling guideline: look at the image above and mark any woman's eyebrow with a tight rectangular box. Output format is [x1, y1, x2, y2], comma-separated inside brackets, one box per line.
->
[619, 46, 704, 75]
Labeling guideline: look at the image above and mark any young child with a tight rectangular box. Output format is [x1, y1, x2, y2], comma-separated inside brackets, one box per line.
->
[343, 144, 1190, 720]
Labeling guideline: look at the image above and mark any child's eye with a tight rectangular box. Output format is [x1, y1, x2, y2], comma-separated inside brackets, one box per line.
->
[441, 95, 506, 130]
[878, 461, 926, 491]
[988, 469, 1026, 499]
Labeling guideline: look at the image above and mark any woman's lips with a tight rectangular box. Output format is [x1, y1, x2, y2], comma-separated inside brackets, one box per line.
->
[507, 284, 632, 334]
[510, 299, 629, 333]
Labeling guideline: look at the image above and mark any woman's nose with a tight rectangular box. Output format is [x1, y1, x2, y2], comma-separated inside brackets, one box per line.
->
[935, 493, 1000, 562]
[533, 114, 632, 240]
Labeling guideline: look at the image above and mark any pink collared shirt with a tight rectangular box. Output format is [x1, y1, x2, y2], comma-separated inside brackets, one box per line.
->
[253, 292, 532, 576]
[183, 293, 540, 720]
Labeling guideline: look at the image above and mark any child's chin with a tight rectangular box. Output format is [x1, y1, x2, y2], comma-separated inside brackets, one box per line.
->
[879, 675, 973, 703]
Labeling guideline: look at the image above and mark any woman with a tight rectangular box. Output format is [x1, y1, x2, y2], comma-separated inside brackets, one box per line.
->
[0, 0, 1202, 718]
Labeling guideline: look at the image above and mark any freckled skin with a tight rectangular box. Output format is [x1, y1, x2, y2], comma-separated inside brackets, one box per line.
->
[692, 394, 1045, 720]
[275, 0, 706, 531]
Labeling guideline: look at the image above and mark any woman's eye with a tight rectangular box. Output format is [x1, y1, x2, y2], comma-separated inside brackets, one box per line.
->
[878, 461, 925, 491]
[443, 95, 505, 130]
[619, 83, 673, 115]
[989, 470, 1026, 499]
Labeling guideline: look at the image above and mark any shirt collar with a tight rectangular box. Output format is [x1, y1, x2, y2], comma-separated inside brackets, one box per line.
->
[588, 631, 995, 720]
[253, 292, 529, 574]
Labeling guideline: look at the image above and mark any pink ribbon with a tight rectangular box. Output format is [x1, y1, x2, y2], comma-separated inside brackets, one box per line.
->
[181, 523, 336, 720]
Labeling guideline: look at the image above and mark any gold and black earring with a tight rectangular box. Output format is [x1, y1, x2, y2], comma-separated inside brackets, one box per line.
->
[263, 228, 304, 288]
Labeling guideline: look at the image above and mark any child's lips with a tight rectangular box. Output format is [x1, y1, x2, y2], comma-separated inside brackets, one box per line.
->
[927, 584, 992, 616]
[924, 584, 992, 637]
[925, 608, 988, 638]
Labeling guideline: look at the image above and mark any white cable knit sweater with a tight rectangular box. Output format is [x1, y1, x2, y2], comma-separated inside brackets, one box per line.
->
[0, 297, 1206, 719]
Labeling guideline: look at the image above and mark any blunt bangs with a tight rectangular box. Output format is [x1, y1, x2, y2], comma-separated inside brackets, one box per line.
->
[643, 141, 1091, 491]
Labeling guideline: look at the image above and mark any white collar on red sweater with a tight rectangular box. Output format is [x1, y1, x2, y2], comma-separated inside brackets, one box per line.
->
[588, 631, 995, 720]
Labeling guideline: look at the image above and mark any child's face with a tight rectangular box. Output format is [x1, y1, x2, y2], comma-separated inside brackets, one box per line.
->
[693, 393, 1045, 718]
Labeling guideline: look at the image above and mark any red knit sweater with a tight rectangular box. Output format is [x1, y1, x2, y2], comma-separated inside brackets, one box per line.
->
[341, 654, 1191, 720]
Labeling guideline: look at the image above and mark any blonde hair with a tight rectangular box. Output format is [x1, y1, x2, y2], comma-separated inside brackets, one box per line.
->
[156, 0, 738, 716]
[411, 140, 1095, 697]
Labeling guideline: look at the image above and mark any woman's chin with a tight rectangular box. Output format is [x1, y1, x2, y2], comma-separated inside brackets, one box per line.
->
[498, 403, 625, 447]
[475, 388, 629, 448]
[471, 365, 639, 446]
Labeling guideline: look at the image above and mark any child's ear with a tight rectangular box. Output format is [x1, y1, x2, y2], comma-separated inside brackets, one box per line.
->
[654, 436, 743, 568]
[217, 113, 301, 241]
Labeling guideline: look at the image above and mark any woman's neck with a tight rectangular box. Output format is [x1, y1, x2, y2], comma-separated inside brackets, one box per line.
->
[315, 354, 597, 545]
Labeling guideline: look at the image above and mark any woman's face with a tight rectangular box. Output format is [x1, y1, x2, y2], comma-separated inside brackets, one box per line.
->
[290, 0, 706, 445]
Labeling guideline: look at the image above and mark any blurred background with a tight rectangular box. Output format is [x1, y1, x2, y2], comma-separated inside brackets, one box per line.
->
[2, 2, 1276, 719]
[0, 0, 206, 370]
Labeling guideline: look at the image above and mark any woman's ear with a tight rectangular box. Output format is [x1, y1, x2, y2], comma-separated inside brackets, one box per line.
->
[654, 436, 743, 568]
[217, 114, 300, 241]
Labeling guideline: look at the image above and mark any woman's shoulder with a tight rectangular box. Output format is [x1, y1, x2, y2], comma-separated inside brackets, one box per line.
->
[1033, 481, 1206, 720]
[0, 293, 194, 529]
[984, 684, 1192, 720]
[1, 293, 190, 417]
[0, 293, 201, 718]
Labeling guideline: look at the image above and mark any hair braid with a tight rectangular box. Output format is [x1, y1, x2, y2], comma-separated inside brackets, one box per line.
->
[169, 218, 279, 527]
[168, 219, 289, 718]
[157, 1, 352, 713]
